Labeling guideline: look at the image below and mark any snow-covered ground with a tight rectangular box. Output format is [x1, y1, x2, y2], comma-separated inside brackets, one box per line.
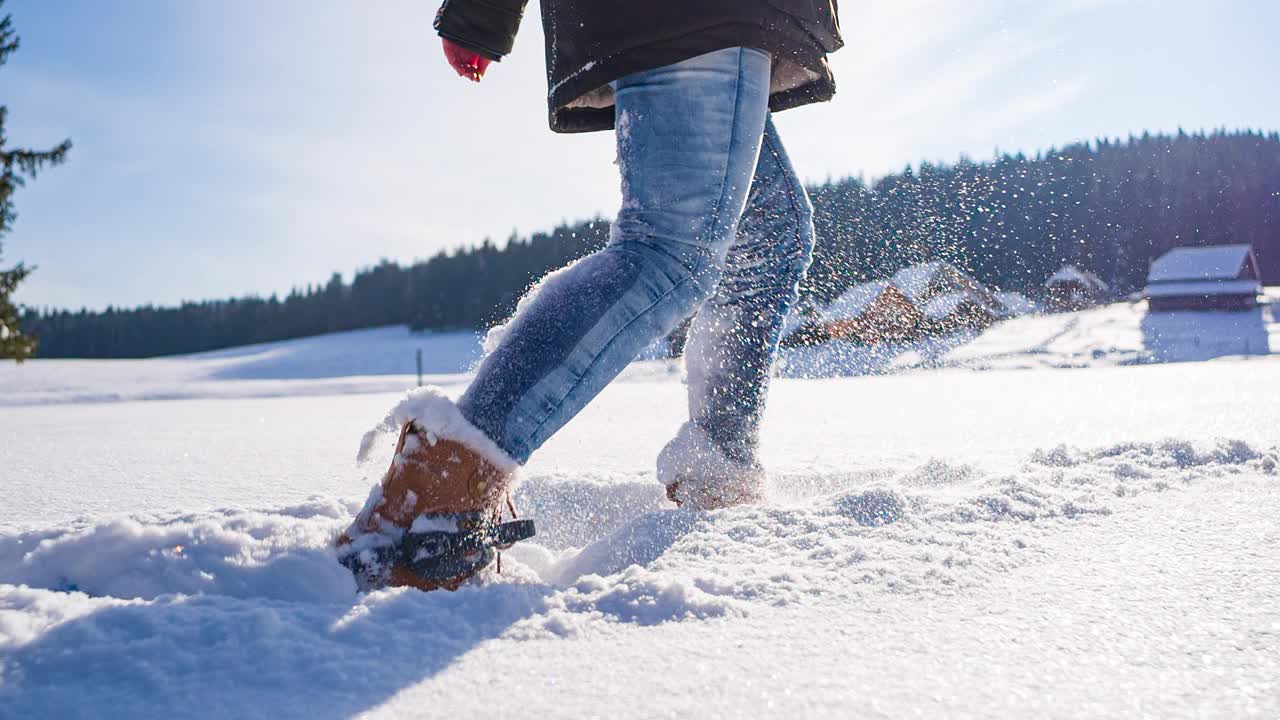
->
[1, 300, 1277, 718]
[0, 326, 486, 405]
[783, 291, 1279, 376]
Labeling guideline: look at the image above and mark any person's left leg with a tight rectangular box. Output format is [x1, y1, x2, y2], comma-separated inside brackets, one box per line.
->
[658, 116, 816, 508]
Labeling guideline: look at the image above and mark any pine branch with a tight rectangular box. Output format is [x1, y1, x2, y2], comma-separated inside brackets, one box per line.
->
[2, 139, 72, 178]
[0, 6, 16, 68]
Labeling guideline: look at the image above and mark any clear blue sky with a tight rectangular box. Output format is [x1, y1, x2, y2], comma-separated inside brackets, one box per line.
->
[3, 0, 1278, 310]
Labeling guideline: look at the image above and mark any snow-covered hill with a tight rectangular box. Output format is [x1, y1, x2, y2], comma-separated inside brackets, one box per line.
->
[782, 292, 1278, 376]
[0, 326, 485, 405]
[1, 300, 1277, 718]
[4, 292, 1276, 406]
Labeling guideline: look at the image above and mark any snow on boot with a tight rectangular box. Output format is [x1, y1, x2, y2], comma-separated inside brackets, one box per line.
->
[337, 387, 533, 592]
[656, 421, 765, 510]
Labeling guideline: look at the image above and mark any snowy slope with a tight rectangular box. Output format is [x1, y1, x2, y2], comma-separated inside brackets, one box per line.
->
[782, 292, 1278, 377]
[5, 292, 1274, 406]
[0, 324, 681, 406]
[1, 310, 1278, 717]
[938, 295, 1277, 369]
[3, 442, 1274, 719]
[0, 326, 485, 405]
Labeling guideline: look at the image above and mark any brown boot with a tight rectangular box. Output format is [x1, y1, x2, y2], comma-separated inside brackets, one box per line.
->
[337, 421, 532, 592]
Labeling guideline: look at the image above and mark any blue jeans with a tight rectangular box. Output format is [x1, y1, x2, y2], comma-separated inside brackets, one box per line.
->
[458, 47, 815, 469]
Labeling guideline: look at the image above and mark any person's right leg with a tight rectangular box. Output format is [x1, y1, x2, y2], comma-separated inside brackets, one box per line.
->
[457, 47, 772, 464]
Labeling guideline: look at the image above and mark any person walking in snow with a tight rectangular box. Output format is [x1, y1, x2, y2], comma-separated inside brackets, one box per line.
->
[338, 1, 843, 591]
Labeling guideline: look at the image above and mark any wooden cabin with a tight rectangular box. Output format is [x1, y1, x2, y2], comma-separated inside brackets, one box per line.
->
[816, 280, 924, 345]
[921, 291, 1001, 335]
[891, 261, 1006, 316]
[1143, 245, 1262, 312]
[994, 291, 1039, 317]
[1045, 265, 1109, 311]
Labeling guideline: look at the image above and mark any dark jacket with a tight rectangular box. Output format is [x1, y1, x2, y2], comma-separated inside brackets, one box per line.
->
[436, 0, 843, 133]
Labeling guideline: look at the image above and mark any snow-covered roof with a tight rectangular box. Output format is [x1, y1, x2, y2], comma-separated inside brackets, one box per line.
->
[891, 262, 945, 300]
[1147, 245, 1256, 283]
[995, 291, 1039, 316]
[1143, 279, 1262, 299]
[1047, 265, 1109, 291]
[923, 292, 967, 320]
[923, 287, 1008, 320]
[821, 280, 892, 321]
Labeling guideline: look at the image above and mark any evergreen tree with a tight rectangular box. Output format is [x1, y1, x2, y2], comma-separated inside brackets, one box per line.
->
[0, 3, 70, 361]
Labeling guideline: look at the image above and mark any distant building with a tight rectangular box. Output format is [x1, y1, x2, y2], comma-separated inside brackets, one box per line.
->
[892, 260, 1014, 330]
[921, 291, 1001, 335]
[814, 280, 924, 345]
[1143, 244, 1262, 312]
[1044, 265, 1109, 311]
[781, 262, 1020, 347]
[994, 291, 1039, 318]
[891, 261, 1006, 316]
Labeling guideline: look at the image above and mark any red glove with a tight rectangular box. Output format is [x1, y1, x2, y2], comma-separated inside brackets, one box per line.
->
[442, 38, 492, 82]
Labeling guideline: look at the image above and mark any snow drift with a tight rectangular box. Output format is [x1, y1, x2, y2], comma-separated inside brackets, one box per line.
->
[1, 438, 1274, 717]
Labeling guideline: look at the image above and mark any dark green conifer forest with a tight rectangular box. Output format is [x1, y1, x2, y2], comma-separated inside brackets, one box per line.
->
[22, 129, 1280, 359]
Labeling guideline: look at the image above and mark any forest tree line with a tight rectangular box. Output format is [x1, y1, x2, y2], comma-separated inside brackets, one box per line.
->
[22, 129, 1280, 358]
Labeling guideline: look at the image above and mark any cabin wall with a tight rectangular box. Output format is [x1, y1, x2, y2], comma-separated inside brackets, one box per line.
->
[822, 294, 924, 345]
[1147, 294, 1259, 312]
